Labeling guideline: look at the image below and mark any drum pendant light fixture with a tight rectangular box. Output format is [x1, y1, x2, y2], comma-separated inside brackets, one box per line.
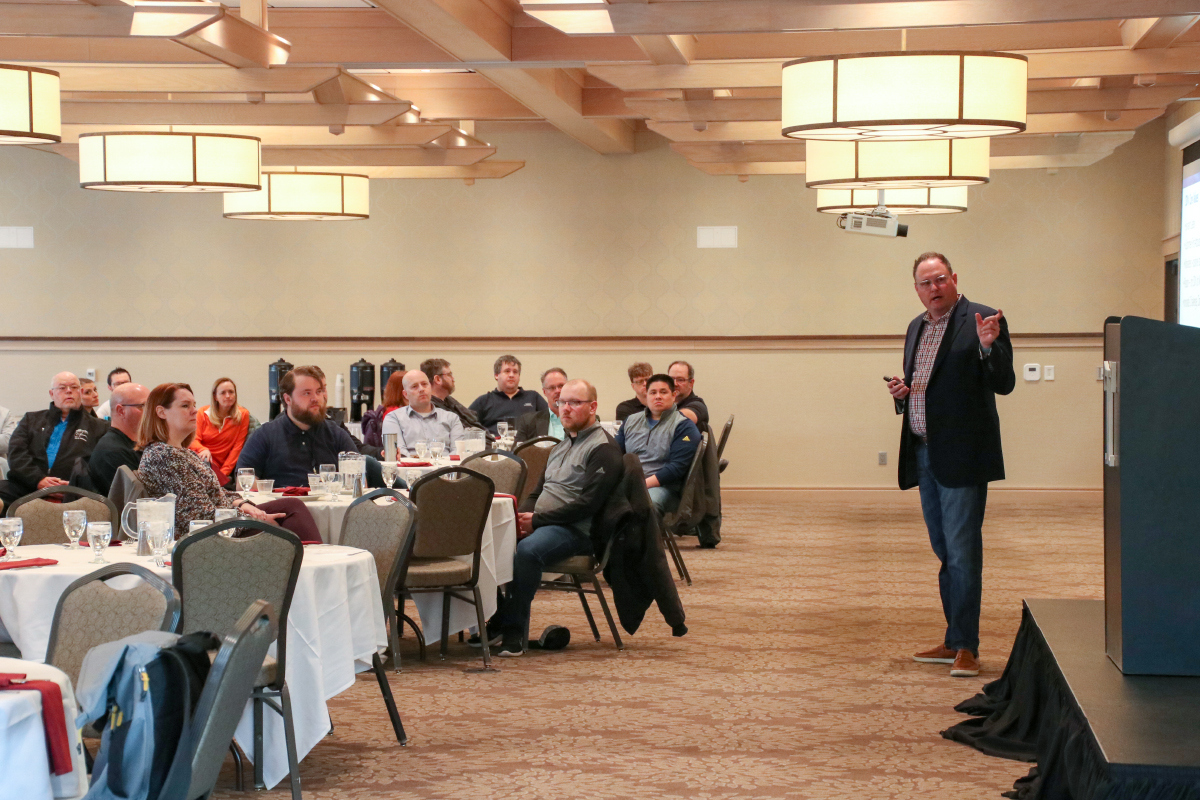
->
[816, 187, 968, 215]
[804, 138, 990, 189]
[223, 171, 369, 220]
[782, 51, 1027, 141]
[0, 64, 60, 144]
[79, 131, 261, 192]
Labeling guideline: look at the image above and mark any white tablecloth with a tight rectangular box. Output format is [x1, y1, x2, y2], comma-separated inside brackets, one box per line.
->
[295, 493, 517, 643]
[0, 544, 387, 790]
[0, 658, 88, 800]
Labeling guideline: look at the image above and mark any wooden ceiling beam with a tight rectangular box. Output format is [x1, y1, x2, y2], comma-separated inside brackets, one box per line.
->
[261, 144, 497, 167]
[524, 0, 1200, 36]
[634, 35, 696, 66]
[53, 66, 342, 93]
[172, 12, 291, 69]
[318, 162, 525, 179]
[1120, 16, 1200, 48]
[59, 100, 413, 126]
[58, 123, 454, 146]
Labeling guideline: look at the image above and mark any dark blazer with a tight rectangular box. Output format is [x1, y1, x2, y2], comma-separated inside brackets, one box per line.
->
[514, 409, 550, 444]
[7, 404, 109, 492]
[898, 295, 1015, 490]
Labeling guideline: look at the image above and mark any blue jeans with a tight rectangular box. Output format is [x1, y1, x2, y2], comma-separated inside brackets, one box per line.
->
[648, 486, 680, 514]
[915, 443, 987, 655]
[493, 524, 593, 635]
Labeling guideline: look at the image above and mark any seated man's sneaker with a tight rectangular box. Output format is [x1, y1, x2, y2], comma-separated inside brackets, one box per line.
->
[497, 631, 524, 658]
[950, 649, 980, 677]
[468, 619, 503, 648]
[913, 644, 957, 664]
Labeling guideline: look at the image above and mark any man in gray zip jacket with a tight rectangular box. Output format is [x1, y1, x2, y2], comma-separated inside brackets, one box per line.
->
[490, 379, 623, 657]
[615, 373, 700, 514]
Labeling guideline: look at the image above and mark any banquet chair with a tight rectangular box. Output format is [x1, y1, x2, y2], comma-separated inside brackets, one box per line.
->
[461, 449, 527, 498]
[185, 600, 276, 800]
[716, 415, 734, 473]
[107, 465, 148, 524]
[7, 486, 117, 546]
[172, 520, 304, 800]
[338, 488, 416, 744]
[45, 563, 180, 692]
[513, 436, 558, 505]
[538, 534, 623, 651]
[659, 433, 709, 586]
[403, 468, 496, 667]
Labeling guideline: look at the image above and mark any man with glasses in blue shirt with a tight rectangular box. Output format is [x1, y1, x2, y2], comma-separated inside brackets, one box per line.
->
[885, 252, 1014, 679]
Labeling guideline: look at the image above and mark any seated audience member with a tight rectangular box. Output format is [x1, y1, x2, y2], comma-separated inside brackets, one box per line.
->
[615, 362, 653, 422]
[0, 372, 109, 507]
[515, 368, 567, 443]
[361, 372, 406, 449]
[138, 382, 320, 541]
[88, 382, 149, 495]
[382, 370, 466, 456]
[616, 373, 700, 514]
[96, 368, 131, 420]
[236, 365, 361, 488]
[469, 355, 548, 435]
[80, 378, 100, 417]
[189, 377, 259, 486]
[488, 379, 622, 657]
[668, 360, 709, 428]
[0, 404, 18, 459]
[423, 358, 487, 433]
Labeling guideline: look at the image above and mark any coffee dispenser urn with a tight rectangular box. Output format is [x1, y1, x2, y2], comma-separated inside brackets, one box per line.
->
[379, 359, 405, 392]
[349, 358, 375, 422]
[268, 358, 293, 421]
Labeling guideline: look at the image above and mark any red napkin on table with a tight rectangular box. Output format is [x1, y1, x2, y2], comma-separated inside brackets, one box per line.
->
[0, 674, 73, 775]
[400, 461, 432, 467]
[450, 455, 460, 461]
[275, 486, 310, 496]
[0, 558, 59, 571]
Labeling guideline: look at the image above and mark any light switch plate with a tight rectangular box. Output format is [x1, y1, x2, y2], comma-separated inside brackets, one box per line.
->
[1044, 365, 1055, 381]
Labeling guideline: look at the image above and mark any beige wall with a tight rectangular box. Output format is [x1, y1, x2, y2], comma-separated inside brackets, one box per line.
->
[0, 120, 1167, 488]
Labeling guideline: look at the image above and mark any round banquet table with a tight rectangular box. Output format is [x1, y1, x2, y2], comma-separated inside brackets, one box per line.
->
[0, 657, 88, 800]
[260, 491, 519, 644]
[0, 543, 387, 790]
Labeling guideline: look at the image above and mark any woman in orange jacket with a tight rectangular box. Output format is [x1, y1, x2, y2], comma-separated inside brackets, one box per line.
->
[190, 377, 259, 487]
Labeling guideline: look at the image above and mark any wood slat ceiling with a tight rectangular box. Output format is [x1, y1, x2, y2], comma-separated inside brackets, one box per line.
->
[4, 0, 1200, 178]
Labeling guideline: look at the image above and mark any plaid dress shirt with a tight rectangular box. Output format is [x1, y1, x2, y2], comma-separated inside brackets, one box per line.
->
[908, 295, 961, 438]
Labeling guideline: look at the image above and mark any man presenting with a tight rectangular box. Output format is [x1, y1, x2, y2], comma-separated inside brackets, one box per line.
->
[88, 382, 148, 494]
[381, 370, 466, 456]
[886, 252, 1014, 679]
[515, 368, 567, 443]
[0, 372, 109, 506]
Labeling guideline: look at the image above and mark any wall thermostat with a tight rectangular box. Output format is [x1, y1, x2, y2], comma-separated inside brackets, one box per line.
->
[1024, 363, 1041, 382]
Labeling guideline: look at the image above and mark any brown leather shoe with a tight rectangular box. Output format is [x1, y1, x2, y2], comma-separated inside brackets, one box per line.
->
[950, 649, 980, 677]
[913, 645, 957, 664]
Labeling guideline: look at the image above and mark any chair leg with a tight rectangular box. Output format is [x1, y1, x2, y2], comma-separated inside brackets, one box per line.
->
[440, 591, 451, 660]
[372, 652, 408, 745]
[230, 741, 245, 791]
[402, 614, 426, 662]
[279, 684, 302, 800]
[663, 529, 692, 585]
[573, 575, 601, 641]
[387, 606, 403, 673]
[471, 585, 493, 667]
[590, 574, 624, 651]
[253, 694, 265, 790]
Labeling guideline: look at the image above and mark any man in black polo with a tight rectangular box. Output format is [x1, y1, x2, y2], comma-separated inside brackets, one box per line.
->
[0, 371, 109, 507]
[668, 360, 709, 428]
[469, 355, 547, 436]
[88, 382, 148, 495]
[615, 362, 652, 422]
[237, 365, 360, 488]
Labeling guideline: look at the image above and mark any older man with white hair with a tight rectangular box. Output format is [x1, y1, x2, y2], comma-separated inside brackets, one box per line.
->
[0, 371, 110, 508]
[381, 369, 467, 457]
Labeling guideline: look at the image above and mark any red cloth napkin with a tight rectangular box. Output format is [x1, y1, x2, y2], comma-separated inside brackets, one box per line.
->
[450, 455, 461, 461]
[400, 461, 432, 467]
[0, 558, 59, 571]
[0, 674, 73, 775]
[275, 486, 310, 496]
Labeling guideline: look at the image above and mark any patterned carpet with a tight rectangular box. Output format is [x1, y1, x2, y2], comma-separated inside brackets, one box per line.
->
[210, 489, 1104, 800]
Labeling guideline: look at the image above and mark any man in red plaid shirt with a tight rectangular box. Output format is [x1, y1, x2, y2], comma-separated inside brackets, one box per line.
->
[886, 252, 1015, 679]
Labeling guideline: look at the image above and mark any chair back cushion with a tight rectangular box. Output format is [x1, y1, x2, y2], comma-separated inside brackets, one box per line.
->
[108, 466, 148, 516]
[514, 437, 556, 505]
[339, 491, 416, 596]
[462, 452, 525, 497]
[409, 469, 493, 559]
[49, 574, 172, 687]
[13, 496, 113, 546]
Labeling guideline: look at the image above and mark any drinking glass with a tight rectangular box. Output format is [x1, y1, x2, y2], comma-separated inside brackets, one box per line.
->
[413, 441, 429, 461]
[214, 507, 238, 538]
[86, 522, 111, 565]
[236, 468, 256, 494]
[496, 422, 509, 440]
[429, 441, 445, 465]
[147, 523, 171, 568]
[189, 520, 212, 535]
[257, 479, 275, 495]
[308, 474, 322, 493]
[406, 468, 421, 488]
[0, 519, 22, 562]
[63, 509, 87, 549]
[319, 464, 337, 499]
[381, 463, 398, 489]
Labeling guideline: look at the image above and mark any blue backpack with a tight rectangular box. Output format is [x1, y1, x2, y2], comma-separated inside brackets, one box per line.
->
[75, 630, 219, 800]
